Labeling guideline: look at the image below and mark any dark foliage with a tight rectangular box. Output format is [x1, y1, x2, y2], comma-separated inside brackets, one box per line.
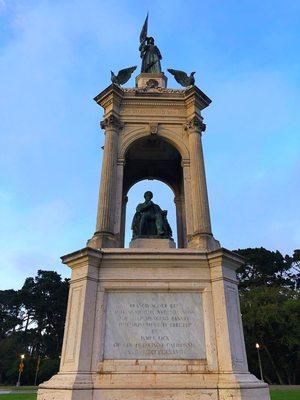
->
[234, 247, 297, 290]
[0, 270, 69, 385]
[234, 248, 300, 384]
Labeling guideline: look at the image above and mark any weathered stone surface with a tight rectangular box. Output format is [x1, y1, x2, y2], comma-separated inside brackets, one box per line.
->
[129, 238, 176, 249]
[38, 248, 270, 400]
[136, 73, 167, 88]
[104, 292, 206, 359]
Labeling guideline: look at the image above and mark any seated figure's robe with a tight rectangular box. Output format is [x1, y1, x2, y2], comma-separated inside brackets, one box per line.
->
[131, 200, 172, 238]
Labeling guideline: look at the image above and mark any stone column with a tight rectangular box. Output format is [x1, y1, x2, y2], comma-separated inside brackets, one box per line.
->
[87, 115, 121, 248]
[113, 158, 125, 245]
[179, 193, 188, 247]
[120, 195, 128, 247]
[174, 195, 184, 248]
[185, 117, 219, 251]
[182, 159, 193, 238]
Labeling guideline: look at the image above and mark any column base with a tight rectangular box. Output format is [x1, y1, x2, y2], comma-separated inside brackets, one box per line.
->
[38, 371, 270, 400]
[188, 232, 220, 251]
[87, 231, 119, 249]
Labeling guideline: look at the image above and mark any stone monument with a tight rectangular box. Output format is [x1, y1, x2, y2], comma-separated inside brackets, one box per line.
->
[37, 16, 270, 400]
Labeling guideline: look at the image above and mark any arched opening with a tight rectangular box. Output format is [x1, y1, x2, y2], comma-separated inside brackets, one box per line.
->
[123, 135, 182, 193]
[124, 180, 177, 247]
[120, 135, 187, 248]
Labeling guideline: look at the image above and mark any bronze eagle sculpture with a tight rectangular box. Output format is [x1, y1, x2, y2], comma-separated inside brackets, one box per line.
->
[111, 66, 137, 86]
[167, 69, 196, 87]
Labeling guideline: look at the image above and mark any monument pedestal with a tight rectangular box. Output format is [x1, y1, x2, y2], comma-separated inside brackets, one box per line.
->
[37, 247, 269, 400]
[135, 73, 167, 89]
[129, 237, 176, 249]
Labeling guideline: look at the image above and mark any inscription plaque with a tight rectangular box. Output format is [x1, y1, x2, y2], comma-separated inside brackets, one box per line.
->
[104, 292, 206, 359]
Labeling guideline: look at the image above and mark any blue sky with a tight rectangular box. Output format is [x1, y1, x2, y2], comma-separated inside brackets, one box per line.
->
[0, 0, 299, 289]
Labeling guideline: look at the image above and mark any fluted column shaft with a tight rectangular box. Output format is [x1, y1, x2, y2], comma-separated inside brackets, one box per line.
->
[87, 115, 121, 248]
[187, 117, 212, 236]
[113, 159, 125, 239]
[95, 119, 120, 234]
[182, 160, 193, 237]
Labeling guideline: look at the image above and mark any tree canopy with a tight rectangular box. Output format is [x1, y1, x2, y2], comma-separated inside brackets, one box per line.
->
[234, 247, 300, 384]
[235, 247, 298, 290]
[0, 270, 68, 385]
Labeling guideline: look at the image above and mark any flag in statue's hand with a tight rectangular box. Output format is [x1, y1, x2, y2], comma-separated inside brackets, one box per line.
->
[140, 13, 148, 43]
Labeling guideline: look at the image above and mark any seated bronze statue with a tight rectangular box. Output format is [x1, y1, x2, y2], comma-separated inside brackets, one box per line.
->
[131, 191, 172, 239]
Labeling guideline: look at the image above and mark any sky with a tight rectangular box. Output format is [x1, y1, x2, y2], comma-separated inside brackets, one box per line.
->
[0, 0, 299, 289]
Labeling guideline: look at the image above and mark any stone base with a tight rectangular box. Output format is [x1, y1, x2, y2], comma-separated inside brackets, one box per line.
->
[129, 237, 176, 249]
[86, 231, 119, 248]
[38, 371, 270, 400]
[38, 389, 269, 400]
[188, 232, 220, 251]
[136, 73, 167, 89]
[38, 247, 270, 400]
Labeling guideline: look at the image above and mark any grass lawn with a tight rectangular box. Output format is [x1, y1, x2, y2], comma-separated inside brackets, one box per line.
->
[0, 387, 36, 391]
[0, 395, 36, 400]
[270, 389, 300, 400]
[0, 388, 299, 400]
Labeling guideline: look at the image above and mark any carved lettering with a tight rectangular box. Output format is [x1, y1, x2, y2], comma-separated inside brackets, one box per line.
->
[104, 292, 206, 359]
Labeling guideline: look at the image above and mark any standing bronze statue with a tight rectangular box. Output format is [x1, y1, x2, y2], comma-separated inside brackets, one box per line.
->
[131, 191, 172, 239]
[139, 14, 162, 73]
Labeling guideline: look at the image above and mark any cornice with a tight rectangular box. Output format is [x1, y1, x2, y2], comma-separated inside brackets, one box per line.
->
[184, 85, 212, 110]
[94, 83, 124, 109]
[207, 247, 245, 268]
[123, 87, 185, 95]
[93, 84, 211, 116]
[61, 247, 103, 265]
[121, 100, 184, 107]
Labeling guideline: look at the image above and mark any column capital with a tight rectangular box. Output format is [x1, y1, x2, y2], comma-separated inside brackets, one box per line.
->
[184, 116, 206, 133]
[100, 114, 122, 131]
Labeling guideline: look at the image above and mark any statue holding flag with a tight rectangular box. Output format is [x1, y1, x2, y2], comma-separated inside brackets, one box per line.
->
[139, 14, 162, 73]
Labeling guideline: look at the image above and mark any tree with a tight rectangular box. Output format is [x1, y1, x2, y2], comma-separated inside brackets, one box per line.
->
[0, 290, 22, 338]
[240, 286, 300, 384]
[20, 270, 69, 358]
[292, 249, 300, 290]
[234, 247, 300, 384]
[234, 247, 296, 290]
[0, 270, 69, 384]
